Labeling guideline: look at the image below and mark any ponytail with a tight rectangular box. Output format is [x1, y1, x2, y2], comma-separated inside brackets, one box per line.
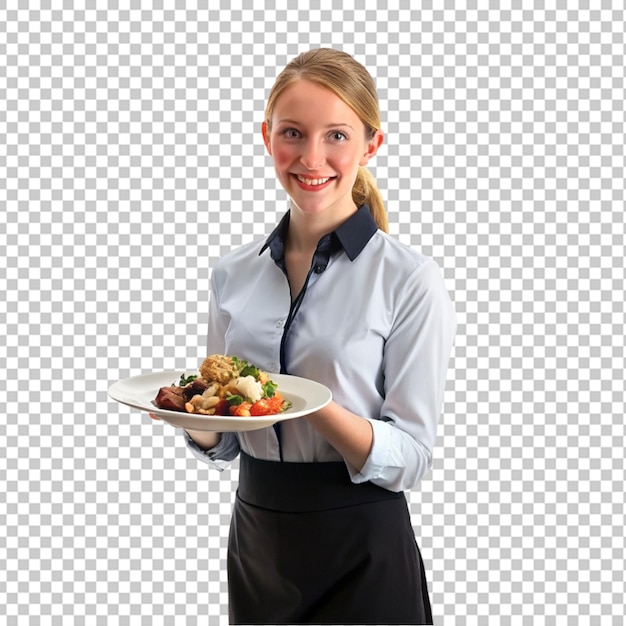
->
[352, 166, 388, 233]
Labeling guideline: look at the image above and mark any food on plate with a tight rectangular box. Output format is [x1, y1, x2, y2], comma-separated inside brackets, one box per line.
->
[199, 353, 239, 384]
[153, 385, 186, 412]
[153, 354, 291, 417]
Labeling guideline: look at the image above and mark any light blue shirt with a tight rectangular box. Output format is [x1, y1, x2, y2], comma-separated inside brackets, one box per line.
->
[184, 206, 456, 492]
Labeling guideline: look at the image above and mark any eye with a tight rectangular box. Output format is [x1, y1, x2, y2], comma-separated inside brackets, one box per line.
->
[281, 128, 301, 139]
[329, 131, 347, 142]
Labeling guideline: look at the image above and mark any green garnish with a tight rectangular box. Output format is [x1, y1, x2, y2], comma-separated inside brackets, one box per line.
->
[240, 364, 260, 379]
[226, 394, 244, 406]
[263, 380, 278, 398]
[178, 373, 198, 386]
[233, 357, 261, 380]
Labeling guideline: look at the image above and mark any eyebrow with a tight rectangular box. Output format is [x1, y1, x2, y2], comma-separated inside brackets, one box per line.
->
[276, 119, 355, 130]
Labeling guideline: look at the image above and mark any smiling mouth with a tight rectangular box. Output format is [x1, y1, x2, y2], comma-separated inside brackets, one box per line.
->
[295, 174, 335, 186]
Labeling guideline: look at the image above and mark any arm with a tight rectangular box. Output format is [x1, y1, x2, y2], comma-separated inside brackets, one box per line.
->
[150, 413, 221, 449]
[308, 259, 456, 491]
[185, 430, 221, 449]
[180, 266, 241, 465]
[304, 402, 373, 472]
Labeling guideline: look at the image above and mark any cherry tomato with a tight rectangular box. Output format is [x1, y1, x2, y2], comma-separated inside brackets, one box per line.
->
[230, 402, 252, 417]
[250, 395, 284, 416]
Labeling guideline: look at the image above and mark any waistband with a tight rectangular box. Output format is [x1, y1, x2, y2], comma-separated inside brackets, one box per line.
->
[237, 451, 403, 513]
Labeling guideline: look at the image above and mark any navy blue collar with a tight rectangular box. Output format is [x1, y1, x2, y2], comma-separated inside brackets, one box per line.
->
[259, 205, 379, 263]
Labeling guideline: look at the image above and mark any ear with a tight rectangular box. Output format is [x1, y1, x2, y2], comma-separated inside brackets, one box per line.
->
[359, 129, 384, 166]
[262, 121, 272, 155]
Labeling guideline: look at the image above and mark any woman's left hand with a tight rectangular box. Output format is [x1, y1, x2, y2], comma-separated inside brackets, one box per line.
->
[304, 401, 373, 472]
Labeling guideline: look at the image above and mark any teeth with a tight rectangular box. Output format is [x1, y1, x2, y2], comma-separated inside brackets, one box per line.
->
[297, 175, 330, 186]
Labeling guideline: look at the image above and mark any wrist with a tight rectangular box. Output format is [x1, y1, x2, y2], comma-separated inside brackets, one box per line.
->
[185, 429, 221, 451]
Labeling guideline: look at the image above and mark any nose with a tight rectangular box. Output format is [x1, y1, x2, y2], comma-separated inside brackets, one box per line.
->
[300, 140, 326, 170]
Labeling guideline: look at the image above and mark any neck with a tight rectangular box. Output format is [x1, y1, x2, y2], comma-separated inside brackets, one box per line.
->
[287, 202, 358, 253]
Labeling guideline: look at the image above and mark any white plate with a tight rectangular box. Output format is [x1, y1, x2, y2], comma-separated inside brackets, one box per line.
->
[108, 370, 332, 432]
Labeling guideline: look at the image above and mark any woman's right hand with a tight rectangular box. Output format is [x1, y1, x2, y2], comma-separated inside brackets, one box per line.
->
[185, 429, 222, 450]
[148, 413, 221, 449]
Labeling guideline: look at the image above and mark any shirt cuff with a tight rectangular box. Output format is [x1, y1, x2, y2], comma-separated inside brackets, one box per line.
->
[346, 417, 391, 485]
[182, 429, 240, 470]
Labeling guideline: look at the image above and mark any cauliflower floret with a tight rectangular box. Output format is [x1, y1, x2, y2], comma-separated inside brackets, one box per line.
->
[235, 375, 263, 402]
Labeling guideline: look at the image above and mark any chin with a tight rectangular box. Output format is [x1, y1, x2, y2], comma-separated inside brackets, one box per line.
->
[289, 192, 354, 217]
[290, 199, 336, 216]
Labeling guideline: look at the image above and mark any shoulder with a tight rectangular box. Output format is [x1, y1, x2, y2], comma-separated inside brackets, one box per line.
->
[209, 237, 270, 296]
[368, 233, 456, 334]
[367, 230, 437, 275]
[212, 237, 266, 275]
[364, 231, 454, 307]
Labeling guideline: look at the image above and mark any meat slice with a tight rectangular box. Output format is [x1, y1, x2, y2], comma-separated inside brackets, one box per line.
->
[182, 378, 210, 401]
[153, 385, 187, 412]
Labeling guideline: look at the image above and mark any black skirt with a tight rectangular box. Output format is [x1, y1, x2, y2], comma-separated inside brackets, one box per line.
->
[227, 452, 433, 625]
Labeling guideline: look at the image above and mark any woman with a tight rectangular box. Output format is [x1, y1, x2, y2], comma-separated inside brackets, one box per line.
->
[183, 48, 456, 624]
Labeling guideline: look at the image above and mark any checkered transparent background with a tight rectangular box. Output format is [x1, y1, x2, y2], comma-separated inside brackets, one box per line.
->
[1, 3, 624, 625]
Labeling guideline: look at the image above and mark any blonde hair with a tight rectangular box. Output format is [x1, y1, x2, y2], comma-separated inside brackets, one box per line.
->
[265, 48, 388, 232]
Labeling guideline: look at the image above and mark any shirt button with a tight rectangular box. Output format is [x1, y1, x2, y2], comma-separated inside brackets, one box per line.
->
[276, 320, 284, 328]
[314, 265, 326, 274]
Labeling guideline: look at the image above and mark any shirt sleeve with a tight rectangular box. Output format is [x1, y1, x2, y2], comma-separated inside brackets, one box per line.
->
[182, 429, 240, 470]
[181, 264, 241, 469]
[348, 258, 456, 491]
[206, 265, 228, 356]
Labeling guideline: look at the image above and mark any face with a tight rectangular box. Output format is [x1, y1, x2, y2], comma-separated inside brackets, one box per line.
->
[262, 79, 383, 223]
